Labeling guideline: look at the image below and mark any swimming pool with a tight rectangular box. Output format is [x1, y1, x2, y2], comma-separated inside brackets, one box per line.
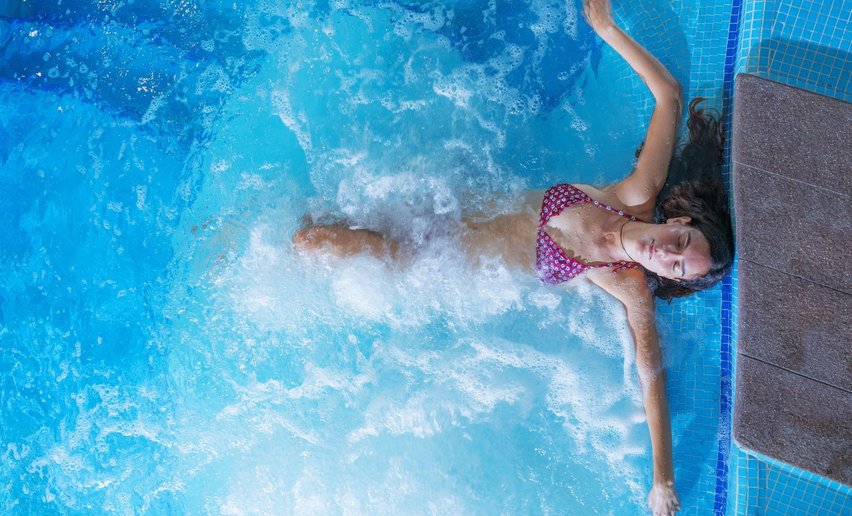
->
[0, 0, 844, 514]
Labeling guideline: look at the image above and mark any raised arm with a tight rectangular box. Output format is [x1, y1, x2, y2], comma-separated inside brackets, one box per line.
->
[583, 0, 682, 211]
[587, 268, 681, 515]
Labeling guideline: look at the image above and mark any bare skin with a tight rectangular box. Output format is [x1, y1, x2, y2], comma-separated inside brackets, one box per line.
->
[294, 1, 708, 513]
[293, 225, 402, 262]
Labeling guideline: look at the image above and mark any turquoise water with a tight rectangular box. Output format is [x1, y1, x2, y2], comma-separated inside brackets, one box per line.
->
[1, 1, 733, 513]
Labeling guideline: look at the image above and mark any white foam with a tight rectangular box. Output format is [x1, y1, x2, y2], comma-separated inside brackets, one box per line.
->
[331, 257, 394, 319]
[388, 4, 447, 41]
[140, 94, 165, 125]
[530, 0, 562, 37]
[339, 332, 647, 504]
[270, 89, 312, 155]
[527, 287, 562, 311]
[562, 0, 581, 39]
[560, 99, 589, 132]
[134, 185, 147, 210]
[335, 167, 460, 235]
[429, 42, 529, 121]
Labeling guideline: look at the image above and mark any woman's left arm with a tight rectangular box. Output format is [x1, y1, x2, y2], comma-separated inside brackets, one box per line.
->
[587, 268, 681, 515]
[583, 0, 682, 210]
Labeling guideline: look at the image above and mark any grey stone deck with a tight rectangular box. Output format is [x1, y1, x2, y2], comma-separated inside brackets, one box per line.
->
[732, 74, 852, 486]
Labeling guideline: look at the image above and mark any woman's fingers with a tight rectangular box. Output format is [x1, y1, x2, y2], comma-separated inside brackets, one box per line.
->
[582, 0, 614, 32]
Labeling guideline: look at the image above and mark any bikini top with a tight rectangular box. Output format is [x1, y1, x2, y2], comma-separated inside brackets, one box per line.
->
[536, 183, 640, 285]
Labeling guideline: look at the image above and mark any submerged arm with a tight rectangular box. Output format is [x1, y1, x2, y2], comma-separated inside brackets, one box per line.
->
[583, 0, 682, 209]
[587, 268, 681, 515]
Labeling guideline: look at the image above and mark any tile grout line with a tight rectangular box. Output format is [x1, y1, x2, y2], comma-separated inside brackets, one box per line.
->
[732, 160, 852, 199]
[737, 352, 852, 395]
[738, 258, 852, 296]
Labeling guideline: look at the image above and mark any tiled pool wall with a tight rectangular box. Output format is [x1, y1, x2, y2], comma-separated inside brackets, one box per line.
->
[616, 2, 745, 513]
[727, 0, 851, 514]
[736, 0, 851, 102]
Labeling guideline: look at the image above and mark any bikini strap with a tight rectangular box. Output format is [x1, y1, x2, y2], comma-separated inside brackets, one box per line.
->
[587, 197, 638, 221]
[588, 260, 640, 272]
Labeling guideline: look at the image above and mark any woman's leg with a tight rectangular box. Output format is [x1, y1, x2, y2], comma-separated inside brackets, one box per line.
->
[293, 224, 401, 261]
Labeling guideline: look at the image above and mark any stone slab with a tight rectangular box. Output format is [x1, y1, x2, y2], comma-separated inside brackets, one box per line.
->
[734, 163, 851, 292]
[733, 73, 852, 197]
[733, 73, 852, 488]
[738, 259, 852, 392]
[734, 356, 852, 485]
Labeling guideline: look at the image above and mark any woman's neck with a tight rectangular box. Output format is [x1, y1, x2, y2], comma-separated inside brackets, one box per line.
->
[596, 212, 642, 263]
[620, 220, 637, 262]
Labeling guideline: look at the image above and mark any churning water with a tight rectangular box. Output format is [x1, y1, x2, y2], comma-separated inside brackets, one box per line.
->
[1, 0, 722, 513]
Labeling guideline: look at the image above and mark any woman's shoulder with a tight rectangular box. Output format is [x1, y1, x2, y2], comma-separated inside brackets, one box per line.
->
[586, 267, 655, 308]
[574, 183, 654, 222]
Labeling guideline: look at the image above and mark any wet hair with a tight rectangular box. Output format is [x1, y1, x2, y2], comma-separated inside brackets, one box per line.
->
[641, 98, 735, 300]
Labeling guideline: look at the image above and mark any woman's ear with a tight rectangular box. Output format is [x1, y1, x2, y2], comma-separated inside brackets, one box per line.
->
[665, 215, 692, 225]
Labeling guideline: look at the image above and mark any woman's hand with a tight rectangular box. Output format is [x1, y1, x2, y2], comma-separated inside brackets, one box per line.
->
[583, 0, 616, 35]
[648, 482, 681, 515]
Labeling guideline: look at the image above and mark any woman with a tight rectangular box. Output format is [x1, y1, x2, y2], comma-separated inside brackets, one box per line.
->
[294, 1, 733, 514]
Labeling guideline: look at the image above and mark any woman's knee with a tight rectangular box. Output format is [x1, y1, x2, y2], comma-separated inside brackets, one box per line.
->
[293, 224, 391, 259]
[292, 227, 313, 251]
[293, 225, 338, 253]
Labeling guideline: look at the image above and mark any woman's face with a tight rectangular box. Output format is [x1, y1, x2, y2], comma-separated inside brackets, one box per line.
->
[632, 217, 712, 280]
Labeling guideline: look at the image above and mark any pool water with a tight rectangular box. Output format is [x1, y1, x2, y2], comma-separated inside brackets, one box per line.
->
[2, 0, 737, 513]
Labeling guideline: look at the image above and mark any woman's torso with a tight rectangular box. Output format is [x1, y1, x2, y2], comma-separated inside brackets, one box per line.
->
[459, 184, 653, 277]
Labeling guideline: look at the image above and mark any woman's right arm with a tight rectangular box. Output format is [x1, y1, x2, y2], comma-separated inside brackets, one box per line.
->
[583, 0, 681, 210]
[587, 268, 681, 515]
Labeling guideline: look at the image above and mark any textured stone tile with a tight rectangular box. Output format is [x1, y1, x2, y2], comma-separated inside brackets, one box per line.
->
[733, 73, 852, 196]
[734, 163, 851, 292]
[734, 356, 852, 485]
[738, 260, 852, 392]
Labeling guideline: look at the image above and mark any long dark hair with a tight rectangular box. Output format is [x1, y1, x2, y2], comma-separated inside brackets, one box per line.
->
[642, 98, 734, 300]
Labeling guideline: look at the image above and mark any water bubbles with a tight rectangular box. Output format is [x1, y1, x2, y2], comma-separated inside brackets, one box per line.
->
[135, 186, 147, 210]
[432, 78, 473, 108]
[389, 4, 447, 41]
[563, 0, 581, 38]
[196, 64, 231, 95]
[271, 90, 312, 154]
[140, 95, 165, 125]
[529, 0, 562, 36]
[561, 101, 589, 132]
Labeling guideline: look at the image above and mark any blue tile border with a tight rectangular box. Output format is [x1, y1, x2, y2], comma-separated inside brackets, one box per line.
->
[713, 0, 743, 513]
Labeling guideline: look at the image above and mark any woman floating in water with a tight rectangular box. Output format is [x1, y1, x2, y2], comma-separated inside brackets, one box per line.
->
[294, 0, 733, 514]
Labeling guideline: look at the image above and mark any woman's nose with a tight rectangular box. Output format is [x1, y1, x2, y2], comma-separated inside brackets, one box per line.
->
[657, 243, 681, 256]
[657, 243, 680, 258]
